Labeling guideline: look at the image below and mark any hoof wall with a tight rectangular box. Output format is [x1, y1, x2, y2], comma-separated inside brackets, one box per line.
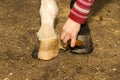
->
[38, 38, 59, 60]
[32, 37, 59, 60]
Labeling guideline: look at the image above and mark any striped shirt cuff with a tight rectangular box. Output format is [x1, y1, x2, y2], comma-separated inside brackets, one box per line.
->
[68, 0, 94, 24]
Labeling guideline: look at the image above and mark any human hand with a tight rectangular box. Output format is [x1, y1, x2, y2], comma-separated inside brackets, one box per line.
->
[61, 18, 81, 47]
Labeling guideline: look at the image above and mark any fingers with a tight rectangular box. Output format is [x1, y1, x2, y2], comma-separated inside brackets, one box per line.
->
[61, 29, 71, 43]
[63, 34, 71, 43]
[71, 34, 77, 47]
[61, 29, 77, 47]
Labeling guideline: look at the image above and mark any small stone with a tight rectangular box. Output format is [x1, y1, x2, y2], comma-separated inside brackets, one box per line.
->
[96, 40, 99, 42]
[114, 45, 117, 48]
[115, 30, 119, 33]
[109, 69, 112, 72]
[62, 66, 65, 68]
[113, 68, 117, 71]
[31, 27, 34, 30]
[98, 48, 102, 50]
[111, 29, 114, 31]
[26, 78, 29, 80]
[4, 78, 9, 80]
[9, 73, 13, 76]
[26, 47, 30, 49]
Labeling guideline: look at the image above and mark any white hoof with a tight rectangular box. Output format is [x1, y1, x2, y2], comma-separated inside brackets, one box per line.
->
[38, 37, 59, 60]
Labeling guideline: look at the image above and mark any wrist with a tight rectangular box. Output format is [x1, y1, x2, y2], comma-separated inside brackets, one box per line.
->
[68, 18, 81, 26]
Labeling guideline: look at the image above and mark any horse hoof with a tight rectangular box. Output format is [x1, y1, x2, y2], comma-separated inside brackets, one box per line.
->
[70, 35, 93, 54]
[38, 37, 59, 60]
[32, 37, 59, 60]
[70, 23, 93, 54]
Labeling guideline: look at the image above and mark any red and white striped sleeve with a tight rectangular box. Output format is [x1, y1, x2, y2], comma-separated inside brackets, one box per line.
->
[68, 0, 94, 24]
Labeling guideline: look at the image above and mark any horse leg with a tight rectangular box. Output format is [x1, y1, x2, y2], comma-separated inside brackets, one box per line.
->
[37, 0, 59, 60]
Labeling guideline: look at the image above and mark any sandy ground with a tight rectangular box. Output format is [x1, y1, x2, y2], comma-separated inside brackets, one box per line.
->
[0, 0, 120, 80]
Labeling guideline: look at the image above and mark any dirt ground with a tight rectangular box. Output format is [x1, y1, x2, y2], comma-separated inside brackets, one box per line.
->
[0, 0, 120, 80]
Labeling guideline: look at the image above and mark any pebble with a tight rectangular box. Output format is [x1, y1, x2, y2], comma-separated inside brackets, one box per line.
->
[111, 29, 114, 31]
[62, 66, 65, 68]
[115, 30, 119, 33]
[4, 78, 9, 80]
[114, 45, 117, 48]
[9, 73, 13, 76]
[113, 68, 117, 71]
[96, 40, 99, 42]
[26, 47, 30, 50]
[26, 78, 29, 80]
